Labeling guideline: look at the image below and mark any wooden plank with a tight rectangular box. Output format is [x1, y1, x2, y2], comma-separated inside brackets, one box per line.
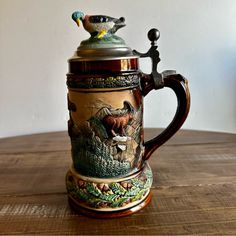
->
[145, 128, 236, 146]
[0, 142, 235, 195]
[151, 142, 236, 187]
[0, 185, 236, 235]
[0, 130, 236, 235]
[0, 131, 71, 154]
[0, 129, 235, 154]
[0, 151, 70, 195]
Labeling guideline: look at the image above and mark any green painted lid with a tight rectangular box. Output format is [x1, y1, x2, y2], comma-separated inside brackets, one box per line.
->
[70, 34, 137, 61]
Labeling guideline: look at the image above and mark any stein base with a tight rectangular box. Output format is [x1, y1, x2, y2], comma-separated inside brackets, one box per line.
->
[68, 191, 152, 218]
[66, 162, 153, 218]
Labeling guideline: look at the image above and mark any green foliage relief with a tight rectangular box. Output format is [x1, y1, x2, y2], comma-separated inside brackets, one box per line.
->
[66, 167, 153, 209]
[69, 102, 143, 178]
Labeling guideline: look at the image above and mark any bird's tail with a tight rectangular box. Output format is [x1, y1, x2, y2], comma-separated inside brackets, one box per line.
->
[109, 17, 126, 34]
[115, 17, 125, 24]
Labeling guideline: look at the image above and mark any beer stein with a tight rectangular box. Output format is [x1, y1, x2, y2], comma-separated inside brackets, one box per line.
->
[66, 11, 190, 218]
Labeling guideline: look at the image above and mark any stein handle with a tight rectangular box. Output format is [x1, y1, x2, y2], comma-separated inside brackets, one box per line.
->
[133, 29, 190, 160]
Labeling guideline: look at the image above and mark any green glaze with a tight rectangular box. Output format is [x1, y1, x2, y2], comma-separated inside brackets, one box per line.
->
[80, 34, 126, 49]
[66, 164, 153, 209]
[68, 102, 143, 178]
[67, 74, 140, 89]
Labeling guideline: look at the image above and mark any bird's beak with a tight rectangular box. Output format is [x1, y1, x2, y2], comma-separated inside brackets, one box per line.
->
[76, 19, 80, 27]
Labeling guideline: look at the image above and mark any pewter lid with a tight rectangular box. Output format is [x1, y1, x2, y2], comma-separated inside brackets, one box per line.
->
[69, 11, 138, 61]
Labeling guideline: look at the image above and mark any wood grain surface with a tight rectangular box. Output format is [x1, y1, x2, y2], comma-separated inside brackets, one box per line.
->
[0, 129, 236, 235]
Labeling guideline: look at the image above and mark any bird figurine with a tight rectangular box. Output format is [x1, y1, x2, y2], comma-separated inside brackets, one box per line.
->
[72, 11, 126, 38]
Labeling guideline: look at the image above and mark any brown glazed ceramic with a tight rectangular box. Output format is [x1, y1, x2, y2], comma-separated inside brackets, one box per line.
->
[66, 11, 190, 218]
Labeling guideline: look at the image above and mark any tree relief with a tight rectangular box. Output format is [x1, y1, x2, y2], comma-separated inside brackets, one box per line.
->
[68, 100, 144, 178]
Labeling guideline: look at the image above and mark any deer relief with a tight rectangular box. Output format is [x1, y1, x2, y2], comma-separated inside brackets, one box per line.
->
[102, 101, 135, 137]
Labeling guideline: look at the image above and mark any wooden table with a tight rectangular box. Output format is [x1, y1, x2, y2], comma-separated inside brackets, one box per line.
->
[0, 129, 236, 235]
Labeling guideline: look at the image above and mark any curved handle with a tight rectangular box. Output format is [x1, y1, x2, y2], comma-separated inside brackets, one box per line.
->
[143, 73, 190, 160]
[133, 28, 190, 160]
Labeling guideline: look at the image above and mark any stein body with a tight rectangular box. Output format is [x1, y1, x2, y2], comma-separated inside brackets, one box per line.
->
[68, 73, 144, 178]
[66, 13, 190, 217]
[66, 57, 154, 215]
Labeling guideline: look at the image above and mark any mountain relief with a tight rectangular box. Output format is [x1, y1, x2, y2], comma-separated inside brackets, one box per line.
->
[68, 100, 143, 178]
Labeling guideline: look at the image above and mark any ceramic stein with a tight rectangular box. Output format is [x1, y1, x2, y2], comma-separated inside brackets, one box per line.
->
[66, 11, 190, 218]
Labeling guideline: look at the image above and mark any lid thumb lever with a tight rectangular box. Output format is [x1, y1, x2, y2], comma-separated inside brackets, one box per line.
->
[133, 28, 169, 90]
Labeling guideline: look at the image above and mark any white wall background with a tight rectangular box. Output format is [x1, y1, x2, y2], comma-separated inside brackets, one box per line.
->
[0, 0, 236, 138]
